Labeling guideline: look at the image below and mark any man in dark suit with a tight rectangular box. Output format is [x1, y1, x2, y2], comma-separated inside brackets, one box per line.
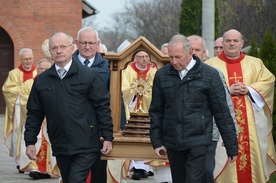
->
[24, 32, 113, 183]
[73, 27, 110, 183]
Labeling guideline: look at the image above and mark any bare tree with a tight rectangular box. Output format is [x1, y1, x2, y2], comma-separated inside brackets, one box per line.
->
[99, 12, 134, 52]
[218, 0, 276, 46]
[82, 0, 276, 52]
[98, 0, 182, 51]
[124, 0, 181, 48]
[82, 16, 100, 32]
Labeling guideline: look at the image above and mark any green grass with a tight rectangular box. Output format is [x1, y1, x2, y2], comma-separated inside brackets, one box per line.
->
[269, 173, 276, 183]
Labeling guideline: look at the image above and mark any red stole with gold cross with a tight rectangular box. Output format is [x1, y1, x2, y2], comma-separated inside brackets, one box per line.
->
[218, 52, 252, 182]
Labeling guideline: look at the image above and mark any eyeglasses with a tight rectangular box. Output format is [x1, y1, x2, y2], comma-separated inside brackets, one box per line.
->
[50, 45, 72, 51]
[21, 58, 33, 61]
[213, 46, 223, 50]
[136, 55, 149, 59]
[78, 41, 98, 47]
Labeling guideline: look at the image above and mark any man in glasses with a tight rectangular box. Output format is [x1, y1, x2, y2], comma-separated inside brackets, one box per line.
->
[73, 27, 110, 89]
[19, 59, 55, 179]
[122, 50, 157, 121]
[2, 48, 37, 173]
[24, 32, 113, 183]
[121, 50, 157, 180]
[73, 27, 111, 183]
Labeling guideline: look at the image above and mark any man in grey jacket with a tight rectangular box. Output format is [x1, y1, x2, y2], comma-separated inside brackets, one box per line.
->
[187, 35, 237, 183]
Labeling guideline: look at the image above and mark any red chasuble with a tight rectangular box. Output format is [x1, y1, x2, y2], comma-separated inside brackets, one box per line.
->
[218, 52, 252, 182]
[130, 62, 150, 79]
[36, 135, 48, 172]
[18, 64, 36, 82]
[19, 64, 49, 171]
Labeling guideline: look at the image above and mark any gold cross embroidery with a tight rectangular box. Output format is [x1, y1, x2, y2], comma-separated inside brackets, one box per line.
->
[229, 72, 242, 83]
[139, 71, 144, 78]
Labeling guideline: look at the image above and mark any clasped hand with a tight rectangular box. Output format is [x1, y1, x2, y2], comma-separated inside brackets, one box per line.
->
[229, 82, 248, 95]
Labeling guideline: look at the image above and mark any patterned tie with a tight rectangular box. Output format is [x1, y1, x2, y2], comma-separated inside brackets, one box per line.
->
[58, 68, 66, 79]
[84, 59, 90, 66]
[180, 69, 187, 79]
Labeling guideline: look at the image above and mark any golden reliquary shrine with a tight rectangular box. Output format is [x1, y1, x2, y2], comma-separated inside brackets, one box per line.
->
[103, 37, 169, 160]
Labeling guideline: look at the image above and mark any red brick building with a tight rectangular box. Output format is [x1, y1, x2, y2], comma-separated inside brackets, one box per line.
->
[0, 0, 96, 113]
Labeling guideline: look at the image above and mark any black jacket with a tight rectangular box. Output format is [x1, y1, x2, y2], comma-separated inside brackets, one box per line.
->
[72, 51, 110, 89]
[24, 59, 113, 156]
[149, 56, 238, 157]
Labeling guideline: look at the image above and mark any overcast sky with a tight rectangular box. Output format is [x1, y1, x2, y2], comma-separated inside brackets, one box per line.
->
[88, 0, 128, 29]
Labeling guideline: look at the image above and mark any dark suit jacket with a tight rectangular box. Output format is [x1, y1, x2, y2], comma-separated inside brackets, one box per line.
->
[24, 59, 113, 156]
[72, 51, 110, 89]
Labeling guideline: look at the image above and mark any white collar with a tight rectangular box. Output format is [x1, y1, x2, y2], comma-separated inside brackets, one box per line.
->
[78, 54, 95, 66]
[55, 60, 72, 72]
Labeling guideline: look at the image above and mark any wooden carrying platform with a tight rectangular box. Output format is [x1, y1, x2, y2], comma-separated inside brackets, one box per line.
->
[103, 113, 167, 160]
[102, 37, 169, 160]
[103, 132, 166, 160]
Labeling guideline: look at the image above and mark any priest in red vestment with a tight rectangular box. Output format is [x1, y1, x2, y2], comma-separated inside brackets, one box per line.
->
[2, 48, 37, 172]
[19, 59, 60, 179]
[205, 29, 276, 183]
[107, 50, 157, 182]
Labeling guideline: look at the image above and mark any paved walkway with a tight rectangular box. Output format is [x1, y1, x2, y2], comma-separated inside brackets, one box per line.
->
[0, 114, 59, 183]
[0, 114, 165, 183]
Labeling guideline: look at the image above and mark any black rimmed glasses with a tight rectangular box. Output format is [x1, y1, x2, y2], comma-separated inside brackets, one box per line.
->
[77, 41, 98, 47]
[50, 45, 72, 52]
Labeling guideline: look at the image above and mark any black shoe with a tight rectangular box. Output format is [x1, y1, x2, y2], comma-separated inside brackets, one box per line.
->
[132, 172, 141, 180]
[16, 166, 24, 174]
[147, 171, 154, 176]
[140, 170, 148, 178]
[135, 169, 148, 178]
[131, 168, 149, 180]
[29, 171, 51, 180]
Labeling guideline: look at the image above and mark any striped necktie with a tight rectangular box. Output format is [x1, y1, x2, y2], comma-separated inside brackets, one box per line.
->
[58, 68, 66, 79]
[84, 59, 90, 66]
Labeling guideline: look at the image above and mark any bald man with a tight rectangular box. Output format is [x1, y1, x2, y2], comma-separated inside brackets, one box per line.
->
[205, 29, 276, 183]
[213, 37, 223, 57]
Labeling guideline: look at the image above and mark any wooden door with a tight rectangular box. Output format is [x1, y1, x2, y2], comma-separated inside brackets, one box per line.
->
[0, 28, 14, 114]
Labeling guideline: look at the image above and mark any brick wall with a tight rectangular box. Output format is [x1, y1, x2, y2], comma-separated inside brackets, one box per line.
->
[0, 0, 82, 67]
